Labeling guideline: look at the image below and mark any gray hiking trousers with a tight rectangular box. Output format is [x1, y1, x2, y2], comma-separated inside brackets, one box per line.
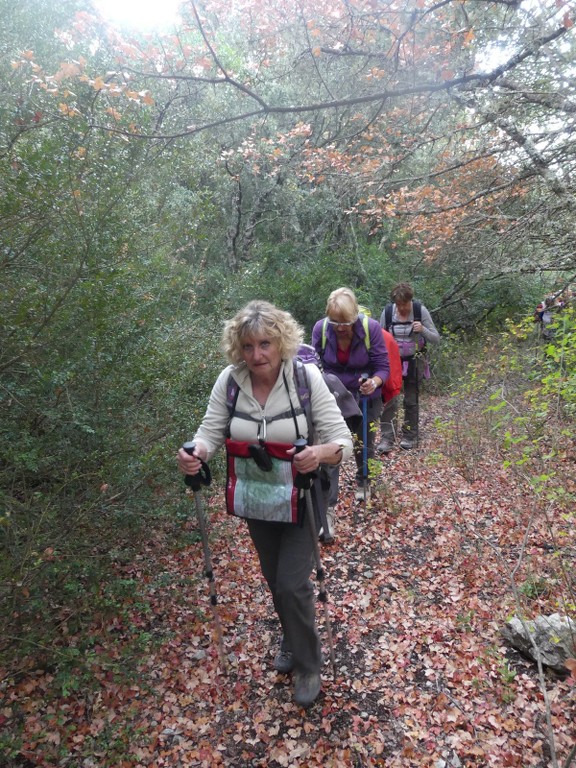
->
[380, 358, 422, 441]
[246, 517, 321, 676]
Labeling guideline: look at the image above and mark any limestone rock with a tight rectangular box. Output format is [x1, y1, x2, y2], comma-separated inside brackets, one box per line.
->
[501, 613, 576, 673]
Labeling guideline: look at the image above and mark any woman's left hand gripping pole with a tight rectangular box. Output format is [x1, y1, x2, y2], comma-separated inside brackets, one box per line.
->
[182, 441, 227, 673]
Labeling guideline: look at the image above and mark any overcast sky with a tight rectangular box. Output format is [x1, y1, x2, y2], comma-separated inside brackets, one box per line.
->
[93, 0, 182, 30]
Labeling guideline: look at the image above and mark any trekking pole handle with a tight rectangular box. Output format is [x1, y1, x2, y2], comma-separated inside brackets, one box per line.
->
[293, 438, 308, 454]
[361, 372, 369, 383]
[182, 441, 212, 491]
[293, 438, 313, 489]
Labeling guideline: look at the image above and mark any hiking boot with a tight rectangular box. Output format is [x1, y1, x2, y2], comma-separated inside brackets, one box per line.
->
[319, 507, 336, 544]
[377, 439, 394, 454]
[274, 650, 294, 674]
[294, 671, 321, 708]
[326, 506, 335, 536]
[400, 437, 416, 450]
[355, 485, 371, 502]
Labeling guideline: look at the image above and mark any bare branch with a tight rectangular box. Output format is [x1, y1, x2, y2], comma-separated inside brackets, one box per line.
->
[94, 22, 570, 141]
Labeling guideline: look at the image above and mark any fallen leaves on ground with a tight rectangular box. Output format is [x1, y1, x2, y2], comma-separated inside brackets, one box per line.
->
[1, 396, 575, 767]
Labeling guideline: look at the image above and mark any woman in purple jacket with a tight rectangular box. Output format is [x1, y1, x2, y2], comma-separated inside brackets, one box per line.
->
[312, 287, 389, 503]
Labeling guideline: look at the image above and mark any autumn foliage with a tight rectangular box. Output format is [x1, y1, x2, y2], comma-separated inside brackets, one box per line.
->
[1, 1, 576, 765]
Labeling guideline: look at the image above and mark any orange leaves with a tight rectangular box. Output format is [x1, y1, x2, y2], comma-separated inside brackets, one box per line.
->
[366, 67, 386, 80]
[11, 50, 37, 72]
[54, 60, 85, 82]
[288, 122, 313, 138]
[58, 102, 80, 117]
[14, 47, 155, 129]
[91, 76, 106, 91]
[123, 89, 155, 105]
[82, 74, 155, 110]
[106, 107, 122, 121]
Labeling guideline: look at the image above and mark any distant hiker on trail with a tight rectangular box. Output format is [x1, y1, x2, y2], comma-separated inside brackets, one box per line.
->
[534, 296, 559, 340]
[311, 287, 389, 503]
[177, 300, 352, 708]
[378, 283, 440, 451]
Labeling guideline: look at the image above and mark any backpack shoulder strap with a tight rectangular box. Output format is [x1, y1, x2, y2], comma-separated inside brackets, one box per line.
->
[226, 374, 240, 413]
[360, 313, 371, 350]
[293, 359, 314, 444]
[412, 301, 426, 349]
[384, 303, 393, 330]
[225, 374, 241, 436]
[321, 317, 329, 351]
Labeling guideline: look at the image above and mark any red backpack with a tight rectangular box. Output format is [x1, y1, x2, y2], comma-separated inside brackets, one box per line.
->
[382, 329, 402, 402]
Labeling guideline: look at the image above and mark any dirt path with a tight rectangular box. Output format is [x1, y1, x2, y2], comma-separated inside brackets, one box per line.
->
[3, 395, 575, 767]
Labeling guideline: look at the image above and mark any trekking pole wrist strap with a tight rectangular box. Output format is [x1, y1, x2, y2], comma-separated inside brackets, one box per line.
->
[183, 441, 212, 491]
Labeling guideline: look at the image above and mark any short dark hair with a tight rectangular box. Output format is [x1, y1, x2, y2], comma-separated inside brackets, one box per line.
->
[391, 282, 414, 303]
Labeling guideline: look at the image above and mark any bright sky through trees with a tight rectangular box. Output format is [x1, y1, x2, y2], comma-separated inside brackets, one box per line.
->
[94, 0, 182, 29]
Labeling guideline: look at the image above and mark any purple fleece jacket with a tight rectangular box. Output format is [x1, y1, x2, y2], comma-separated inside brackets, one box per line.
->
[311, 316, 390, 400]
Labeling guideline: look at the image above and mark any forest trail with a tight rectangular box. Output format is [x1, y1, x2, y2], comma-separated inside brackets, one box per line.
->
[3, 394, 575, 767]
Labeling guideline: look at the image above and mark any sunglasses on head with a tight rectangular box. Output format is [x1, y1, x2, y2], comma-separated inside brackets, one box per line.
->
[326, 318, 355, 326]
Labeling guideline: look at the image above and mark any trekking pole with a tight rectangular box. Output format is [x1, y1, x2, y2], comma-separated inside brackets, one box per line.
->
[415, 359, 420, 449]
[314, 479, 333, 546]
[413, 355, 420, 450]
[182, 441, 227, 672]
[360, 373, 369, 509]
[294, 438, 337, 679]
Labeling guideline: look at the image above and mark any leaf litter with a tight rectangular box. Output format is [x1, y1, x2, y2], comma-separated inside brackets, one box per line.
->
[1, 396, 575, 767]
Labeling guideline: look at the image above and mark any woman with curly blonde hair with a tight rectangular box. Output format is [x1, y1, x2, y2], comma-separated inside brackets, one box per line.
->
[178, 300, 352, 708]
